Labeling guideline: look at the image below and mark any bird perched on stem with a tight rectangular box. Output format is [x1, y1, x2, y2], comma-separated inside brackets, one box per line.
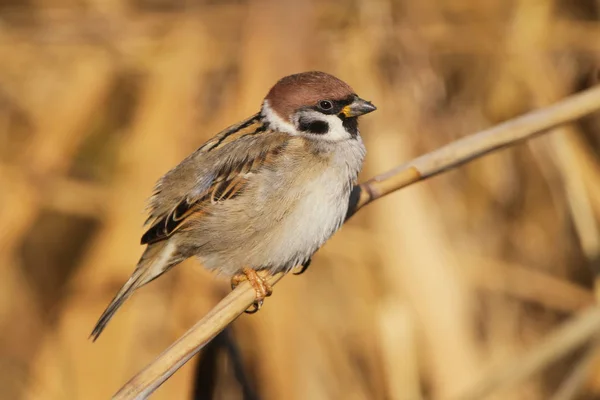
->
[91, 71, 376, 340]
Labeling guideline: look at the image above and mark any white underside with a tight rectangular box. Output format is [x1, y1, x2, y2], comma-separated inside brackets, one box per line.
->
[251, 137, 365, 273]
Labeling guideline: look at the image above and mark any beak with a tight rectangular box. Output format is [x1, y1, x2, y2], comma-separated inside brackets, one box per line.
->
[341, 97, 377, 118]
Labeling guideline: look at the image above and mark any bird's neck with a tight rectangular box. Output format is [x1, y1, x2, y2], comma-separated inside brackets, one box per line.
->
[260, 100, 298, 135]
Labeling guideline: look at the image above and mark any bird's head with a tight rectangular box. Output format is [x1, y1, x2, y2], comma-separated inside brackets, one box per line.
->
[261, 71, 376, 141]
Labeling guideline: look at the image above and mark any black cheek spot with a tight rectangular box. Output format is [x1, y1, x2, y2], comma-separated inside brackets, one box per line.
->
[298, 118, 329, 135]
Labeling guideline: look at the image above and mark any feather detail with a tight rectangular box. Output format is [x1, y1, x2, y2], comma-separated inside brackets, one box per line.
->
[198, 113, 266, 152]
[143, 113, 267, 225]
[140, 135, 288, 245]
[90, 241, 181, 340]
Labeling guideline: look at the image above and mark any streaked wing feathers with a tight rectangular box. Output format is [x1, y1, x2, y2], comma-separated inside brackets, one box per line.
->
[141, 116, 287, 245]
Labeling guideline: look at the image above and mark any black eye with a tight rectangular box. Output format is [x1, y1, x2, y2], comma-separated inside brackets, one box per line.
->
[319, 100, 333, 111]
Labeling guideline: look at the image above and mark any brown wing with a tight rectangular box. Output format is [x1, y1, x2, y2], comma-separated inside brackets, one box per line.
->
[140, 123, 287, 245]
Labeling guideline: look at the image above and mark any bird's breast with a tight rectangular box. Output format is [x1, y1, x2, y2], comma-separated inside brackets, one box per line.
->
[259, 138, 365, 271]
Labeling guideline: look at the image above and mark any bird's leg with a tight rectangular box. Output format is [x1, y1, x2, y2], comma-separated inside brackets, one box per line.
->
[231, 267, 273, 314]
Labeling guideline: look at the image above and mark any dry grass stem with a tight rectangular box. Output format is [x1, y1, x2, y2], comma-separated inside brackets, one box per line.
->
[114, 85, 600, 399]
[457, 307, 600, 400]
[550, 343, 600, 400]
[356, 84, 600, 209]
[112, 273, 285, 399]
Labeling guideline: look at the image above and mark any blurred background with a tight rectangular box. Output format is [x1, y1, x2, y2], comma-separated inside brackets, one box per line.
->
[1, 0, 600, 399]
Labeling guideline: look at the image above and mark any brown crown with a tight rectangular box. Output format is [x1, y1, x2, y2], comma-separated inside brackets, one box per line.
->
[265, 71, 355, 121]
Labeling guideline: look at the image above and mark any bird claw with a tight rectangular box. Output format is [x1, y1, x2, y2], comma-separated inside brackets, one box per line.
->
[293, 259, 312, 275]
[244, 300, 263, 314]
[230, 260, 311, 314]
[230, 268, 272, 314]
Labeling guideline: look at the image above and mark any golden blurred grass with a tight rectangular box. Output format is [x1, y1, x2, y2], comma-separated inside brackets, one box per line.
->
[1, 0, 600, 399]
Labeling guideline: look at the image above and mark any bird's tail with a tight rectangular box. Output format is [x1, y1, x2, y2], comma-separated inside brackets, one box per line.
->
[90, 241, 179, 341]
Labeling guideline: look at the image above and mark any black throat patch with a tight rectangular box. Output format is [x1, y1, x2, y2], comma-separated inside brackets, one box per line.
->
[341, 116, 359, 138]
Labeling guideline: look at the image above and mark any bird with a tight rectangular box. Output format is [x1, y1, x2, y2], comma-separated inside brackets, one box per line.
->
[91, 71, 376, 341]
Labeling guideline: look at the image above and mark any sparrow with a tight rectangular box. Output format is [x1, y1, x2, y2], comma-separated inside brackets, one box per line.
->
[91, 71, 376, 340]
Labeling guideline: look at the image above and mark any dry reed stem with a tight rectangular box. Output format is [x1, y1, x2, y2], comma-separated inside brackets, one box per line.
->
[114, 85, 600, 399]
[457, 307, 600, 400]
[354, 84, 600, 210]
[330, 226, 594, 312]
[550, 342, 600, 400]
[463, 254, 594, 313]
[114, 273, 285, 399]
[359, 3, 480, 396]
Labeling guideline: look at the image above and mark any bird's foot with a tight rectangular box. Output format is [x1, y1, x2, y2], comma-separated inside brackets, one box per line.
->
[231, 267, 273, 314]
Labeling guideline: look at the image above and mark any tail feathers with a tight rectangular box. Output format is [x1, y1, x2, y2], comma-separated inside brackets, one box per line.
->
[90, 242, 178, 341]
[90, 270, 144, 341]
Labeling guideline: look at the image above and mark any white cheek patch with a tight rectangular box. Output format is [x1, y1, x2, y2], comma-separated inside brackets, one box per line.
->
[261, 100, 298, 135]
[295, 110, 351, 142]
[262, 101, 354, 142]
[318, 113, 351, 141]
